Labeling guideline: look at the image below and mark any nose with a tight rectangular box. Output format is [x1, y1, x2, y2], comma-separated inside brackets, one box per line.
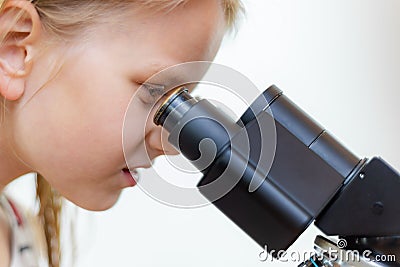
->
[145, 123, 180, 160]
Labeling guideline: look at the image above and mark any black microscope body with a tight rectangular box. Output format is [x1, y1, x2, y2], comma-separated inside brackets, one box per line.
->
[154, 85, 400, 266]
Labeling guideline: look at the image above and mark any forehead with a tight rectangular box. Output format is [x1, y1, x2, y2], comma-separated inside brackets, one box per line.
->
[116, 0, 226, 87]
[62, 0, 226, 95]
[116, 0, 226, 60]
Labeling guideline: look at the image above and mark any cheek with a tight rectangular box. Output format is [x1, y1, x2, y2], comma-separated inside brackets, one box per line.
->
[11, 89, 129, 212]
[123, 97, 154, 157]
[12, 75, 132, 182]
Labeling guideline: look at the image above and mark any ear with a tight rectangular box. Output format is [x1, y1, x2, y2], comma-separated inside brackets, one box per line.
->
[0, 0, 41, 101]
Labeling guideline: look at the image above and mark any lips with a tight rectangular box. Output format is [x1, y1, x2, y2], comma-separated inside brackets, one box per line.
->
[122, 168, 140, 186]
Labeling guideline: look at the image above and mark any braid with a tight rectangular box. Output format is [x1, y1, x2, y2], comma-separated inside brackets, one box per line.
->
[36, 174, 62, 267]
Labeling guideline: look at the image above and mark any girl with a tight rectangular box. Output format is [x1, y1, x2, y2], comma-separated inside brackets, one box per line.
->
[0, 0, 243, 266]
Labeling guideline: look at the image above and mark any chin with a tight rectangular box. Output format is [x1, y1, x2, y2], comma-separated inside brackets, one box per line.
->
[70, 191, 122, 211]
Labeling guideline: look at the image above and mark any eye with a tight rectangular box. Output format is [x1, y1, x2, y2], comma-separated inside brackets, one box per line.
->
[136, 82, 166, 105]
[142, 83, 166, 98]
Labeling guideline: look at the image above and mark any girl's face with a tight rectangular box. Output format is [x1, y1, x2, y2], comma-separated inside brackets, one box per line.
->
[8, 0, 226, 210]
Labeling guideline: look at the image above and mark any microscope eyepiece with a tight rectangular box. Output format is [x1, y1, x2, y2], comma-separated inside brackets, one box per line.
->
[153, 86, 199, 132]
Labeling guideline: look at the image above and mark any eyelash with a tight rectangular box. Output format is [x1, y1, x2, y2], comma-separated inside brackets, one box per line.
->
[142, 83, 165, 97]
[139, 83, 166, 104]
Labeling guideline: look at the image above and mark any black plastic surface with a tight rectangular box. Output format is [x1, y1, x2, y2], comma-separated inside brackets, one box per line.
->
[309, 131, 360, 178]
[316, 157, 400, 236]
[267, 93, 324, 147]
[198, 110, 345, 253]
[239, 84, 282, 125]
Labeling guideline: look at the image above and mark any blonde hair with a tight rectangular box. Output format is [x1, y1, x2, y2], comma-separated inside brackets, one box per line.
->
[0, 1, 243, 267]
[1, 0, 243, 39]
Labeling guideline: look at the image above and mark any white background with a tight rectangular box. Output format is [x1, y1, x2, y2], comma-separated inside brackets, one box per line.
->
[6, 0, 400, 266]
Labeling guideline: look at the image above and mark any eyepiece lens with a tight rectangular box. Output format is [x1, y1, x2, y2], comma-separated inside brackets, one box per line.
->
[153, 87, 188, 126]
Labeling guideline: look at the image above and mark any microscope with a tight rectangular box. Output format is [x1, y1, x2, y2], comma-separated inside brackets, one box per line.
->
[153, 84, 400, 267]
